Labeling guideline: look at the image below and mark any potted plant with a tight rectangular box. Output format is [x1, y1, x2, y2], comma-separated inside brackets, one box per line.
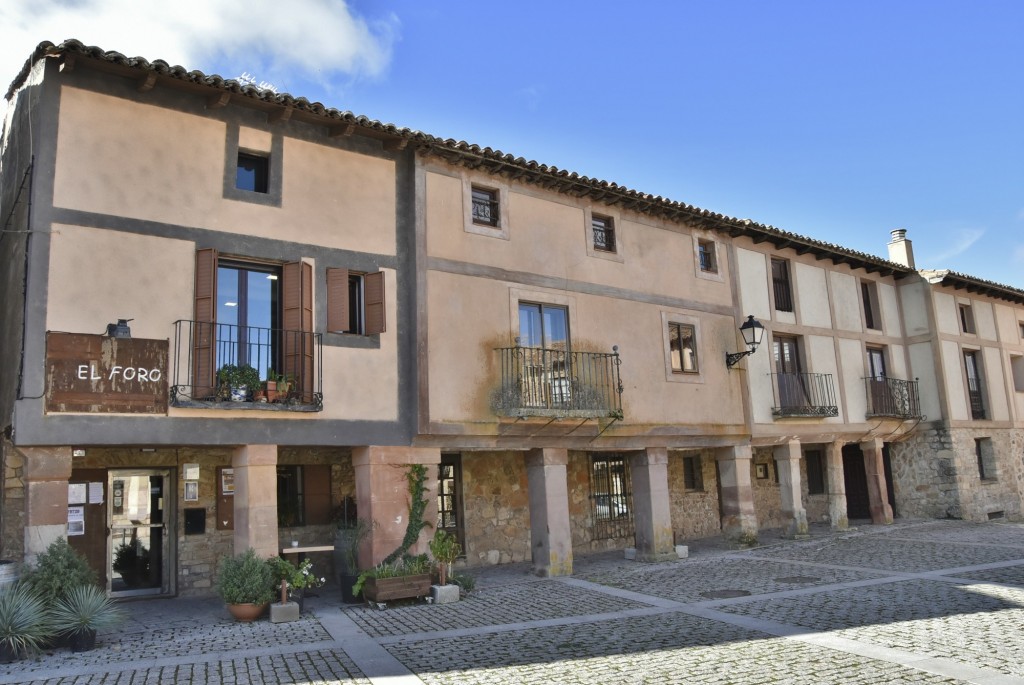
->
[0, 583, 53, 662]
[51, 585, 124, 652]
[428, 529, 461, 587]
[356, 554, 432, 603]
[263, 369, 280, 403]
[216, 364, 261, 402]
[267, 556, 325, 613]
[20, 538, 97, 611]
[215, 548, 274, 621]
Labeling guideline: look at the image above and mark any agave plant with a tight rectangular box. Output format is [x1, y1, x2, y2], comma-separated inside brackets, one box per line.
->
[0, 583, 54, 662]
[52, 585, 124, 638]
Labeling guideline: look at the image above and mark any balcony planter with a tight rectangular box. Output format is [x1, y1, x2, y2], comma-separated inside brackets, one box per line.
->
[217, 364, 261, 402]
[362, 574, 432, 602]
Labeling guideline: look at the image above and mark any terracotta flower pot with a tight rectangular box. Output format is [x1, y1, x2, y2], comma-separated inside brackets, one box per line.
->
[226, 602, 268, 622]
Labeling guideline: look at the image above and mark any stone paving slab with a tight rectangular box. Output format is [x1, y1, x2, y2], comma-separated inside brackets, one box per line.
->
[13, 649, 371, 685]
[343, 579, 651, 638]
[385, 609, 968, 685]
[748, 531, 1024, 572]
[573, 555, 877, 604]
[0, 610, 332, 680]
[718, 578, 1024, 678]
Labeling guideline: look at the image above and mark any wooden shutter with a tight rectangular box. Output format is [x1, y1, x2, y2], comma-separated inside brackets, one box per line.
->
[303, 464, 332, 525]
[193, 248, 218, 398]
[326, 268, 350, 333]
[364, 271, 386, 335]
[282, 261, 314, 403]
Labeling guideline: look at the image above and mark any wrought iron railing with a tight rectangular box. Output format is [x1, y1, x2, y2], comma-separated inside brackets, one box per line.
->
[864, 377, 922, 419]
[967, 377, 987, 419]
[493, 342, 623, 418]
[171, 320, 322, 410]
[770, 372, 838, 417]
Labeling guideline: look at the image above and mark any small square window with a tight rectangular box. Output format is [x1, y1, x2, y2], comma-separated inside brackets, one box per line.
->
[959, 304, 976, 334]
[236, 152, 269, 193]
[327, 268, 386, 336]
[682, 455, 703, 491]
[669, 322, 698, 374]
[698, 239, 718, 273]
[592, 215, 616, 252]
[471, 187, 500, 227]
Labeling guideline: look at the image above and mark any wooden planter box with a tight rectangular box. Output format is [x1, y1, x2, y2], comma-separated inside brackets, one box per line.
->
[363, 574, 432, 602]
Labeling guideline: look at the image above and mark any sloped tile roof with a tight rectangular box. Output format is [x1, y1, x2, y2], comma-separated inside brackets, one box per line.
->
[920, 270, 1024, 305]
[0, 39, 945, 282]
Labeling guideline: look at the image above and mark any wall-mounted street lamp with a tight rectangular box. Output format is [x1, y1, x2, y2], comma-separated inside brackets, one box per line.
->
[725, 315, 765, 368]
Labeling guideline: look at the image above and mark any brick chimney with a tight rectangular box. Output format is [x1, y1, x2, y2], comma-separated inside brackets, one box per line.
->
[887, 229, 915, 269]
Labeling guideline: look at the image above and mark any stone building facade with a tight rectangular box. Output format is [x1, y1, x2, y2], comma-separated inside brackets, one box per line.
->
[1, 40, 1023, 601]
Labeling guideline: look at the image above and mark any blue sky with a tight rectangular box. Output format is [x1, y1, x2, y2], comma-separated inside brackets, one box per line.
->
[4, 1, 1022, 286]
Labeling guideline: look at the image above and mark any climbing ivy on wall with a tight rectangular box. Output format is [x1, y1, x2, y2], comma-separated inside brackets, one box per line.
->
[381, 463, 432, 566]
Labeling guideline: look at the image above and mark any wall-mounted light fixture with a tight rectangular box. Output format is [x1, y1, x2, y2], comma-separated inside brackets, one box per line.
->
[725, 315, 765, 368]
[105, 319, 133, 338]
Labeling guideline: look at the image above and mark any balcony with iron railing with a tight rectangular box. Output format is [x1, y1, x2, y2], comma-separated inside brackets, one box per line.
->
[493, 341, 623, 419]
[770, 372, 838, 418]
[864, 376, 922, 419]
[171, 320, 322, 411]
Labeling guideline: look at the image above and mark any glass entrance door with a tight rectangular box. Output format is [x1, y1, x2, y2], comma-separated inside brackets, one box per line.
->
[108, 470, 172, 596]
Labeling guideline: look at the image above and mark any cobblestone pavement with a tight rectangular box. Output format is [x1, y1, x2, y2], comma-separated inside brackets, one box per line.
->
[0, 519, 1021, 684]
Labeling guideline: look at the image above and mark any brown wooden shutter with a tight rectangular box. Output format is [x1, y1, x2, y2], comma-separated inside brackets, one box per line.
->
[303, 464, 332, 525]
[364, 271, 386, 335]
[282, 261, 314, 403]
[193, 248, 218, 398]
[326, 268, 350, 333]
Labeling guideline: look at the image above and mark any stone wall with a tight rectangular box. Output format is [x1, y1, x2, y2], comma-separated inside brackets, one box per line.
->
[1, 438, 25, 561]
[889, 425, 1024, 522]
[801, 455, 830, 525]
[667, 450, 721, 541]
[459, 451, 532, 565]
[751, 448, 784, 529]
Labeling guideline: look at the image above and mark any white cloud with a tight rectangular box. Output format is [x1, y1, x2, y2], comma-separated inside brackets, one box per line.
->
[0, 0, 398, 97]
[925, 227, 985, 263]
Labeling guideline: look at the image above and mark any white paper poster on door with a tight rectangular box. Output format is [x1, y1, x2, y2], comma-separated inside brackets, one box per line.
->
[68, 506, 85, 536]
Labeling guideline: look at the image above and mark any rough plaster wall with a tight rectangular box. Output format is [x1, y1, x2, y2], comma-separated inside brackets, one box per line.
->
[796, 264, 831, 329]
[941, 340, 968, 421]
[829, 271, 861, 332]
[974, 301, 997, 341]
[879, 282, 902, 337]
[982, 346, 1010, 421]
[736, 249, 771, 321]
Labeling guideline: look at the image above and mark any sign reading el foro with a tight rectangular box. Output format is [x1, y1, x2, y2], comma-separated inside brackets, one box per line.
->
[45, 332, 169, 414]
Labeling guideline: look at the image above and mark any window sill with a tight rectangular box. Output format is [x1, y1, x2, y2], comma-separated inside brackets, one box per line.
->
[170, 397, 322, 413]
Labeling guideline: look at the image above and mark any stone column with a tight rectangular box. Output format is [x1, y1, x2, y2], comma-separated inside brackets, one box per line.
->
[525, 448, 573, 577]
[773, 441, 808, 538]
[22, 446, 72, 563]
[232, 444, 279, 558]
[628, 448, 675, 561]
[825, 441, 848, 530]
[860, 438, 893, 525]
[352, 446, 441, 568]
[715, 445, 758, 541]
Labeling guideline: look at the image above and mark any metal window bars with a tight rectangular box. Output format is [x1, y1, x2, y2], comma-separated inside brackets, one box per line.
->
[770, 372, 838, 417]
[864, 376, 922, 419]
